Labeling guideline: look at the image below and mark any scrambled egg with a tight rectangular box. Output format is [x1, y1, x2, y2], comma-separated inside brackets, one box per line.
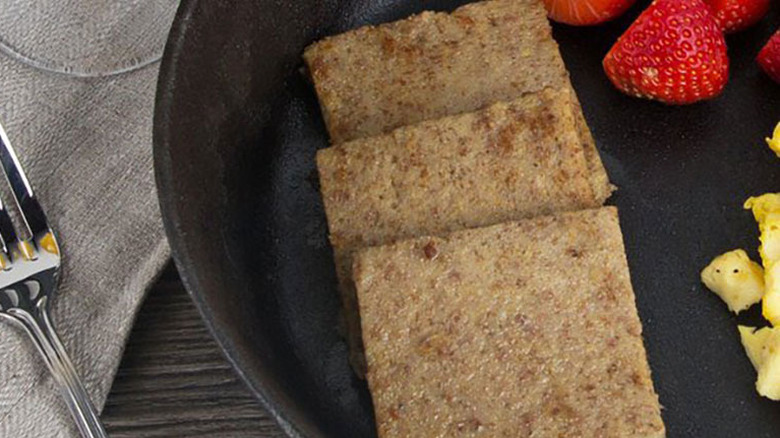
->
[701, 250, 764, 313]
[744, 194, 780, 230]
[744, 194, 780, 324]
[702, 124, 780, 401]
[739, 326, 780, 400]
[767, 122, 780, 158]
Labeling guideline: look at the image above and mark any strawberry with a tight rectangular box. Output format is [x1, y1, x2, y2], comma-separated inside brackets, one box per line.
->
[758, 31, 780, 84]
[543, 0, 637, 26]
[705, 0, 771, 33]
[603, 0, 729, 105]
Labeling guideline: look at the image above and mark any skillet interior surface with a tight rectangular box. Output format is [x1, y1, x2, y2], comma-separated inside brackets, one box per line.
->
[154, 0, 780, 436]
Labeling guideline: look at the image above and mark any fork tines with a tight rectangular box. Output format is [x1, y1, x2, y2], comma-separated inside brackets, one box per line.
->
[0, 125, 54, 265]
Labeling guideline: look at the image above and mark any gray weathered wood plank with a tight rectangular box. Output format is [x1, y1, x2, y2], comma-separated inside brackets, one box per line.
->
[102, 265, 285, 437]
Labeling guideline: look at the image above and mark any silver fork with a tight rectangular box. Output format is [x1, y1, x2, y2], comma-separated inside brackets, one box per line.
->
[0, 124, 107, 438]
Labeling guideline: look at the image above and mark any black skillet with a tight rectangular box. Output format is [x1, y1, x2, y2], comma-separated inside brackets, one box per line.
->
[154, 0, 780, 436]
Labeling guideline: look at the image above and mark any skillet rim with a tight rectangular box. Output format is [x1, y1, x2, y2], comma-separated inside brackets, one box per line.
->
[152, 0, 304, 436]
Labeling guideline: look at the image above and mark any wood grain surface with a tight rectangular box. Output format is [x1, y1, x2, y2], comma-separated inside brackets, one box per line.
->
[102, 264, 284, 437]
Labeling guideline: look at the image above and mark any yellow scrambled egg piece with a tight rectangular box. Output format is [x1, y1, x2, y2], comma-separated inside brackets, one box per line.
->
[711, 125, 780, 401]
[739, 326, 780, 400]
[701, 250, 764, 313]
[744, 194, 780, 232]
[744, 194, 780, 324]
[764, 263, 780, 326]
[767, 122, 780, 158]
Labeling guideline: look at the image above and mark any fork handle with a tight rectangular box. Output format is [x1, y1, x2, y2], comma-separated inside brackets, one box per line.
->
[12, 298, 108, 438]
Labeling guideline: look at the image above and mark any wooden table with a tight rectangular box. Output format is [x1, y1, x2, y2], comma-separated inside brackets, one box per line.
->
[101, 264, 284, 437]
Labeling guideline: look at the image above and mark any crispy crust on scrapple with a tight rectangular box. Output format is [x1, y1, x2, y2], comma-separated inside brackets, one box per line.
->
[303, 0, 612, 202]
[317, 88, 603, 376]
[353, 207, 665, 438]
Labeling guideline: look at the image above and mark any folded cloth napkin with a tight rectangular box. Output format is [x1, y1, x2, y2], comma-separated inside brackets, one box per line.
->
[0, 1, 178, 435]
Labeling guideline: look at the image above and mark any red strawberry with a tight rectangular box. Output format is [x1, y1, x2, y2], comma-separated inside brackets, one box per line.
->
[705, 0, 771, 33]
[758, 31, 780, 84]
[603, 0, 729, 104]
[543, 0, 637, 26]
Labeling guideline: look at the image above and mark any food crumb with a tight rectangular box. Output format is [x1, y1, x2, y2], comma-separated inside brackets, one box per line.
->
[423, 241, 439, 260]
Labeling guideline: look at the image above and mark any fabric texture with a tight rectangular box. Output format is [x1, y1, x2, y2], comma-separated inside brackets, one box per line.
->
[0, 1, 177, 435]
[0, 0, 177, 77]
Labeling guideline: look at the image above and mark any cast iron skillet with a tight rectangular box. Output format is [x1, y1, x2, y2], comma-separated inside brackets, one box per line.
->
[154, 0, 780, 436]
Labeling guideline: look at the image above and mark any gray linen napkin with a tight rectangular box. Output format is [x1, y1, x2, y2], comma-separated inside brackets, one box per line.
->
[0, 1, 178, 435]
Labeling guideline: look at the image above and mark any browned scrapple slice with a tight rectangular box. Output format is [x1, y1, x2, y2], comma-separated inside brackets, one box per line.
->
[303, 0, 612, 202]
[318, 88, 602, 375]
[353, 207, 665, 438]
